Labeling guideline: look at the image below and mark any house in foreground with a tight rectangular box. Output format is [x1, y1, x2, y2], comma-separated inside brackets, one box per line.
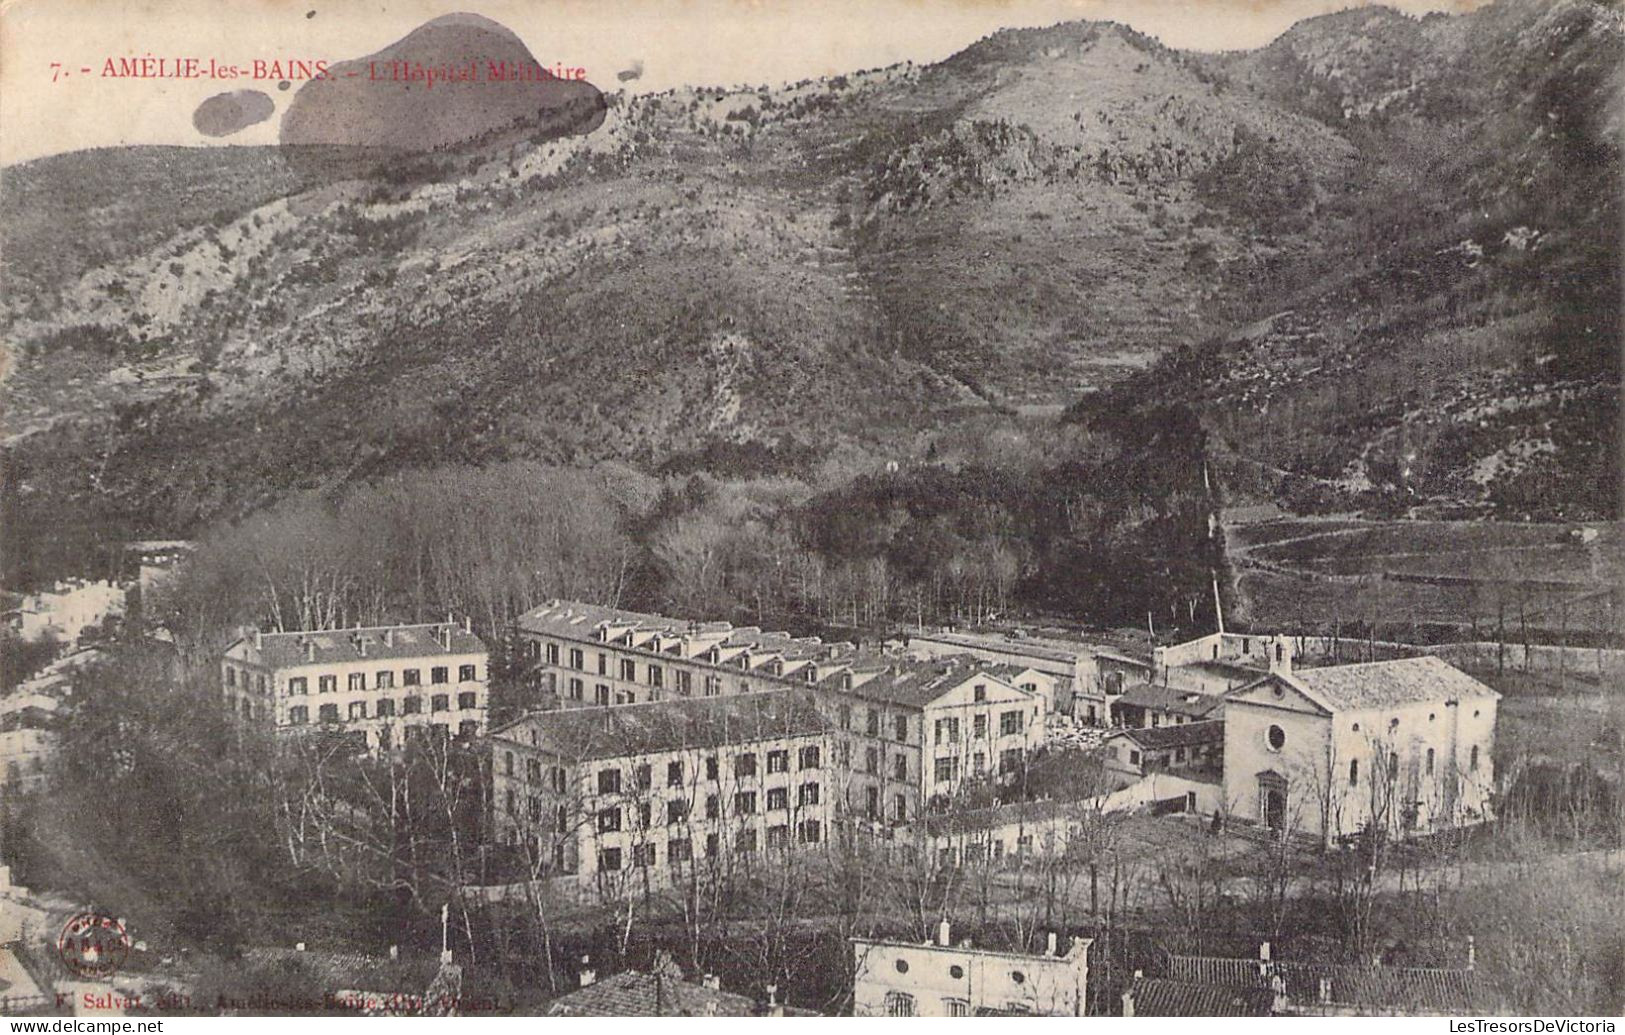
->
[548, 952, 810, 1016]
[852, 921, 1090, 1017]
[1123, 942, 1484, 1016]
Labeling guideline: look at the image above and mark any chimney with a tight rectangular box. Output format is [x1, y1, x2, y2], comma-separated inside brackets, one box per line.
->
[389, 945, 398, 960]
[254, 628, 263, 650]
[765, 984, 783, 1017]
[357, 635, 368, 658]
[1268, 638, 1292, 675]
[463, 615, 472, 635]
[295, 942, 306, 952]
[1317, 976, 1333, 1005]
[383, 628, 394, 647]
[1259, 941, 1272, 963]
[1047, 932, 1058, 957]
[441, 626, 453, 652]
[937, 919, 951, 947]
[1466, 935, 1476, 971]
[1271, 973, 1289, 1014]
[702, 974, 721, 991]
[578, 955, 596, 987]
[303, 640, 315, 663]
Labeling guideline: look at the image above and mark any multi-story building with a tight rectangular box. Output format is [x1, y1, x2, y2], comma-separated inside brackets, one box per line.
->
[904, 626, 1144, 723]
[512, 601, 1050, 825]
[3, 578, 128, 646]
[1103, 720, 1225, 784]
[489, 690, 833, 896]
[852, 921, 1091, 1016]
[1151, 630, 1299, 695]
[1109, 683, 1228, 728]
[824, 655, 1046, 823]
[1221, 655, 1499, 841]
[220, 621, 489, 752]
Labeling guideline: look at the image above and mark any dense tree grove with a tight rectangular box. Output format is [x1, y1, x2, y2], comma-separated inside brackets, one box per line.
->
[150, 406, 1225, 663]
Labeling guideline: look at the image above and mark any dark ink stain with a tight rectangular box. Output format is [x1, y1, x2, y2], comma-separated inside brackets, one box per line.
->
[192, 89, 277, 137]
[278, 12, 605, 168]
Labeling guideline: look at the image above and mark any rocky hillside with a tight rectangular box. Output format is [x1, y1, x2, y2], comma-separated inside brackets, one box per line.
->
[1109, 0, 1623, 521]
[1, 0, 1618, 582]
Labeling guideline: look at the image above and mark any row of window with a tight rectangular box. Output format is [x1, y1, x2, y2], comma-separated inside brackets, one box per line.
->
[224, 668, 270, 694]
[287, 691, 478, 722]
[285, 664, 479, 695]
[930, 711, 1024, 744]
[930, 747, 1025, 784]
[1347, 744, 1479, 786]
[595, 820, 824, 871]
[1124, 742, 1214, 768]
[538, 638, 843, 689]
[591, 747, 821, 795]
[594, 782, 824, 831]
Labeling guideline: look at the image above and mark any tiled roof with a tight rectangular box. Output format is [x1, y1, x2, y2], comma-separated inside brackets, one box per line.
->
[493, 690, 827, 761]
[519, 600, 689, 640]
[985, 662, 1051, 681]
[1127, 977, 1274, 1016]
[547, 961, 813, 1016]
[1115, 683, 1225, 718]
[549, 970, 760, 1016]
[519, 601, 856, 664]
[228, 624, 486, 669]
[840, 656, 1023, 709]
[1167, 954, 1482, 1014]
[1284, 657, 1500, 712]
[518, 602, 1028, 712]
[1108, 719, 1225, 751]
[908, 629, 1085, 664]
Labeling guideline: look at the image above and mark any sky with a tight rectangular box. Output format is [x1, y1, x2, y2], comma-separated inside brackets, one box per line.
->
[0, 0, 1486, 165]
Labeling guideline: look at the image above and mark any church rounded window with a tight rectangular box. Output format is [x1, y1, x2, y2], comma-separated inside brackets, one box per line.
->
[1266, 725, 1286, 751]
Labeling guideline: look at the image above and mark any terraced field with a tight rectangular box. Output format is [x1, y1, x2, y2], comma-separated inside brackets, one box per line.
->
[1226, 517, 1623, 637]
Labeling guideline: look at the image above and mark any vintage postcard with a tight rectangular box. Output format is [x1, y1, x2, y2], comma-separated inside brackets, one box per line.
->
[0, 0, 1620, 1023]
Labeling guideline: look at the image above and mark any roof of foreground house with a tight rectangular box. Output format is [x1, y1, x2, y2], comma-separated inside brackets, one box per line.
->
[1167, 953, 1483, 1014]
[547, 956, 815, 1017]
[1126, 976, 1275, 1016]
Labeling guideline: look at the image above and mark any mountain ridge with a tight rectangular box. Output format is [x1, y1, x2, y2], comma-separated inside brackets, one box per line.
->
[1, 0, 1618, 584]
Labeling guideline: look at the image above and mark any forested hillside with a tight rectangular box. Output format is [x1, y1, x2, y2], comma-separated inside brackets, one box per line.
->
[2, 0, 1618, 605]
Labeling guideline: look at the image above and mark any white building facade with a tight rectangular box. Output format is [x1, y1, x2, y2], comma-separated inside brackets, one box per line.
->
[852, 922, 1091, 1016]
[220, 622, 489, 752]
[1222, 656, 1499, 841]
